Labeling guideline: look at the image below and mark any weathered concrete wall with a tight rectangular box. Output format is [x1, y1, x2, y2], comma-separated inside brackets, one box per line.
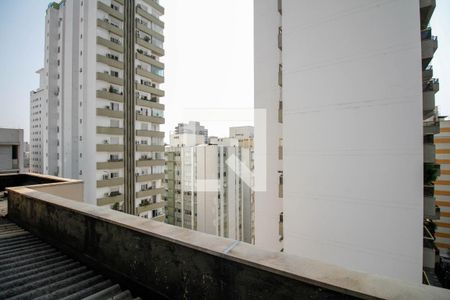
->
[32, 182, 84, 202]
[6, 187, 450, 300]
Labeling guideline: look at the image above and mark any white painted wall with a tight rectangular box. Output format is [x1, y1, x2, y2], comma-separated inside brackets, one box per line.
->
[254, 0, 283, 252]
[282, 0, 423, 283]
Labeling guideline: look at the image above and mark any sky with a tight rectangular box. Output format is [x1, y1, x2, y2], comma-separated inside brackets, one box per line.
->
[0, 0, 448, 142]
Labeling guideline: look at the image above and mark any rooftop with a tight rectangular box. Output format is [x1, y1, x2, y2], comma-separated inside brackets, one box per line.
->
[0, 217, 140, 299]
[1, 173, 449, 299]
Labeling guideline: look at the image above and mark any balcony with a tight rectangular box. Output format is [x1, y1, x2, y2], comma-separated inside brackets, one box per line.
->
[136, 51, 164, 69]
[136, 187, 164, 198]
[96, 160, 124, 170]
[97, 54, 123, 69]
[96, 107, 124, 119]
[136, 66, 164, 84]
[96, 143, 124, 152]
[136, 37, 164, 57]
[97, 1, 124, 21]
[135, 82, 164, 97]
[424, 194, 437, 219]
[136, 5, 164, 29]
[136, 173, 164, 183]
[423, 65, 434, 83]
[96, 126, 124, 135]
[136, 129, 164, 138]
[136, 21, 164, 43]
[423, 239, 438, 269]
[97, 36, 123, 53]
[424, 143, 435, 164]
[97, 89, 123, 102]
[142, 0, 164, 14]
[136, 144, 165, 152]
[424, 78, 439, 93]
[136, 97, 164, 110]
[97, 72, 123, 86]
[423, 91, 435, 118]
[136, 158, 165, 168]
[136, 113, 165, 124]
[97, 192, 124, 206]
[420, 0, 436, 30]
[97, 18, 123, 37]
[97, 177, 124, 188]
[421, 29, 438, 69]
[424, 119, 440, 135]
[136, 200, 165, 214]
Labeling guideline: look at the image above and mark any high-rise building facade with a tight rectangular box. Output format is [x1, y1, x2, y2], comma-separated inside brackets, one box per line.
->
[165, 125, 253, 243]
[30, 68, 47, 174]
[254, 0, 440, 284]
[29, 0, 166, 220]
[434, 120, 450, 255]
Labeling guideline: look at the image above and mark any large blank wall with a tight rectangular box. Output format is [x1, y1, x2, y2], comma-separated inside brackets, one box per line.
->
[283, 0, 423, 283]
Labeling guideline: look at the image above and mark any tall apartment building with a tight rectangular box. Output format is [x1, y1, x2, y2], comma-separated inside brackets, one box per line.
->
[254, 0, 440, 284]
[230, 126, 255, 243]
[165, 125, 253, 243]
[30, 68, 47, 174]
[29, 0, 166, 220]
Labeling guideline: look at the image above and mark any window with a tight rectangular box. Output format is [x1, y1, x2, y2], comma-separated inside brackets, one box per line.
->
[110, 119, 120, 128]
[111, 102, 119, 111]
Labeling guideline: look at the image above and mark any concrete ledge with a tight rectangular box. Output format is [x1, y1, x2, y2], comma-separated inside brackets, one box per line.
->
[6, 187, 450, 300]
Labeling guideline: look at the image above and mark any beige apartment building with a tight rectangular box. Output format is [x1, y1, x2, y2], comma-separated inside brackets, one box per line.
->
[434, 120, 450, 256]
[30, 0, 166, 220]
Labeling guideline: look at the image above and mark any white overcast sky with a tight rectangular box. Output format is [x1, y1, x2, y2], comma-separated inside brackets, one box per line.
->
[161, 0, 254, 140]
[1, 0, 449, 142]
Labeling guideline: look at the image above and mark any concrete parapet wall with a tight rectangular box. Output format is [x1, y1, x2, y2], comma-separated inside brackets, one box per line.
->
[6, 187, 450, 300]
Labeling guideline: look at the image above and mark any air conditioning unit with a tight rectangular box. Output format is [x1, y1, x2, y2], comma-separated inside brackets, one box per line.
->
[104, 18, 109, 23]
[103, 140, 109, 144]
[103, 174, 109, 180]
[104, 192, 109, 197]
[105, 105, 110, 109]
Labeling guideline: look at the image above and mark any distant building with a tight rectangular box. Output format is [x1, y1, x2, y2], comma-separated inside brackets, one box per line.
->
[29, 0, 166, 220]
[165, 124, 253, 243]
[173, 121, 208, 144]
[23, 142, 30, 171]
[0, 128, 24, 174]
[30, 68, 46, 174]
[230, 126, 254, 149]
